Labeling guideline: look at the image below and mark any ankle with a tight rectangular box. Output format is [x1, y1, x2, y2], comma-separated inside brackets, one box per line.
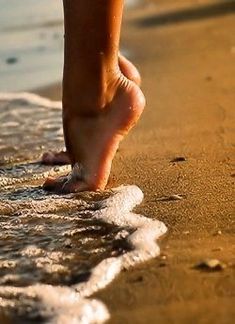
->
[62, 68, 124, 115]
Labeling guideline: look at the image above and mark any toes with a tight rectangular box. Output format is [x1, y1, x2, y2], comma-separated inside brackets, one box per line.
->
[43, 175, 68, 192]
[41, 151, 54, 164]
[41, 151, 70, 165]
[61, 179, 90, 193]
[43, 176, 90, 193]
[43, 162, 90, 193]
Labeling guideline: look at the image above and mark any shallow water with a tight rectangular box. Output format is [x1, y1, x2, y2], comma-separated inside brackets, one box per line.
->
[0, 93, 167, 323]
[0, 0, 143, 92]
[0, 93, 63, 163]
[0, 0, 63, 92]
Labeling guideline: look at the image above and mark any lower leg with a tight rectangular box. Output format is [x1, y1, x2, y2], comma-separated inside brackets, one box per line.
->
[62, 0, 124, 115]
[43, 0, 145, 192]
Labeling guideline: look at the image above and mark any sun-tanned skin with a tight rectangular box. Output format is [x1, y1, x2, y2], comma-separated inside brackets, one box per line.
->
[42, 54, 141, 165]
[43, 0, 145, 193]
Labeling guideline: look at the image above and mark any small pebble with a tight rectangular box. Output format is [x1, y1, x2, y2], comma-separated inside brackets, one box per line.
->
[170, 157, 186, 163]
[6, 57, 18, 64]
[160, 254, 167, 260]
[159, 262, 167, 267]
[212, 247, 223, 252]
[130, 275, 144, 283]
[64, 239, 72, 248]
[111, 250, 119, 257]
[205, 76, 212, 81]
[213, 230, 222, 236]
[193, 259, 226, 272]
[156, 194, 184, 202]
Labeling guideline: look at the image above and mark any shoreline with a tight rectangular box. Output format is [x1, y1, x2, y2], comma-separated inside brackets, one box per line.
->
[0, 0, 144, 93]
[34, 82, 62, 101]
[0, 0, 234, 323]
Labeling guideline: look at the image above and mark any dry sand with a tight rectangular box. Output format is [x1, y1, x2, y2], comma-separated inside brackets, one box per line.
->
[37, 0, 235, 323]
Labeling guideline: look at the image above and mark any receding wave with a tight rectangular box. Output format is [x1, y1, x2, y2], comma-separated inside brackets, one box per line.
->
[0, 93, 167, 323]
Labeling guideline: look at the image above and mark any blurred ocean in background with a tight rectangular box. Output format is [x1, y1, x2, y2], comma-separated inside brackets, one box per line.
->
[0, 0, 64, 92]
[0, 0, 140, 92]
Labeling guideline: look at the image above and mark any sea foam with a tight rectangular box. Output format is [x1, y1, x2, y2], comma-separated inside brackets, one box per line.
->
[0, 93, 167, 323]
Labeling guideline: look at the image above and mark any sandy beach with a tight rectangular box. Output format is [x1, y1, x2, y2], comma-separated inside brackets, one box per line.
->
[0, 0, 234, 323]
[37, 0, 235, 322]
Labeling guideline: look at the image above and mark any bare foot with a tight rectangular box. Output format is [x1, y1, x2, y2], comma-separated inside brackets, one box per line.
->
[41, 150, 70, 165]
[41, 54, 141, 166]
[43, 70, 145, 193]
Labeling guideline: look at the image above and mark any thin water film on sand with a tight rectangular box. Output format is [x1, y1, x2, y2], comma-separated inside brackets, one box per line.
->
[0, 94, 167, 323]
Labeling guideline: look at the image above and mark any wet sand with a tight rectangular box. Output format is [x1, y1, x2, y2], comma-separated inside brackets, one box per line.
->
[0, 157, 166, 322]
[0, 92, 167, 323]
[36, 0, 235, 323]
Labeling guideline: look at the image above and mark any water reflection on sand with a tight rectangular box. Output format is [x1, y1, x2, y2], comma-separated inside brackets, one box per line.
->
[0, 93, 166, 323]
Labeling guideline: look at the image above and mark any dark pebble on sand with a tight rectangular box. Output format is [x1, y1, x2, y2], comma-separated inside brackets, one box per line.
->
[170, 156, 186, 163]
[156, 194, 184, 202]
[159, 262, 167, 267]
[6, 57, 18, 64]
[205, 76, 212, 81]
[212, 247, 223, 252]
[130, 275, 144, 283]
[193, 259, 226, 272]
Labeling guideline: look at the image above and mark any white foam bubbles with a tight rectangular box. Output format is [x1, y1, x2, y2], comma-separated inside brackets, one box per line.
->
[0, 185, 167, 323]
[0, 93, 167, 323]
